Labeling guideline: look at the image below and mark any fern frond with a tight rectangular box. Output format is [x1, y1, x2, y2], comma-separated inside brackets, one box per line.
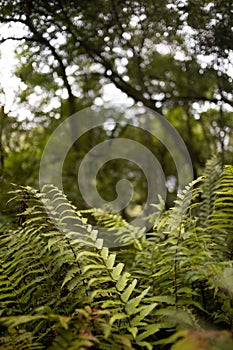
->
[208, 165, 233, 232]
[198, 156, 222, 227]
[81, 207, 145, 248]
[1, 167, 233, 349]
[41, 184, 103, 249]
[167, 177, 204, 231]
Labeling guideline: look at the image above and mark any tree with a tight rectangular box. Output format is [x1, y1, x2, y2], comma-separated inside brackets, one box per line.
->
[0, 0, 232, 214]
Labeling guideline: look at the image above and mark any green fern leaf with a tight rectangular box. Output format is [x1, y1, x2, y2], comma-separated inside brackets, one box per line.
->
[106, 254, 116, 269]
[121, 279, 137, 303]
[111, 263, 124, 281]
[131, 303, 158, 326]
[116, 272, 131, 292]
[125, 287, 150, 315]
[136, 323, 161, 341]
[109, 312, 128, 325]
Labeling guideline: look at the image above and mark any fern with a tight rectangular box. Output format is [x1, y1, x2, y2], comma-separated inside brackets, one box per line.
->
[129, 161, 233, 341]
[208, 165, 233, 257]
[198, 156, 222, 227]
[0, 159, 233, 349]
[81, 207, 145, 249]
[0, 185, 158, 349]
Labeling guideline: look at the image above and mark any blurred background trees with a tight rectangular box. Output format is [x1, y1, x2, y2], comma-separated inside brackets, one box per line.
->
[0, 0, 232, 223]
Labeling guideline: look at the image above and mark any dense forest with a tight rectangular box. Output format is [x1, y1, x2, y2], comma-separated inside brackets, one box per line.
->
[0, 0, 232, 349]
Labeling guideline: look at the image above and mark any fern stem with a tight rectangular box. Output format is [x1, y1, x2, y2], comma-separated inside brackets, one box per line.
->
[174, 227, 182, 306]
[65, 237, 89, 298]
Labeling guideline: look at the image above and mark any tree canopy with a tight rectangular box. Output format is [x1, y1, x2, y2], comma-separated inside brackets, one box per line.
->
[1, 0, 232, 110]
[0, 0, 232, 216]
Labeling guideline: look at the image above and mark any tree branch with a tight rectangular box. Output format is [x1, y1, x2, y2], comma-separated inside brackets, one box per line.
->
[168, 95, 233, 107]
[0, 16, 26, 24]
[0, 36, 34, 43]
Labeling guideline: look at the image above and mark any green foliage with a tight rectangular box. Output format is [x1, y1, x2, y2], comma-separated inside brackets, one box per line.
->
[166, 329, 233, 350]
[0, 158, 233, 349]
[0, 0, 232, 181]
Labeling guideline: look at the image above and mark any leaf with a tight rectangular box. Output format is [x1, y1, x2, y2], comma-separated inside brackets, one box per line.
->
[106, 254, 116, 269]
[62, 266, 81, 288]
[111, 263, 124, 281]
[110, 312, 128, 325]
[121, 279, 137, 303]
[1, 315, 46, 327]
[131, 303, 158, 326]
[136, 324, 161, 341]
[125, 287, 150, 315]
[100, 247, 109, 260]
[128, 326, 138, 338]
[116, 272, 131, 291]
